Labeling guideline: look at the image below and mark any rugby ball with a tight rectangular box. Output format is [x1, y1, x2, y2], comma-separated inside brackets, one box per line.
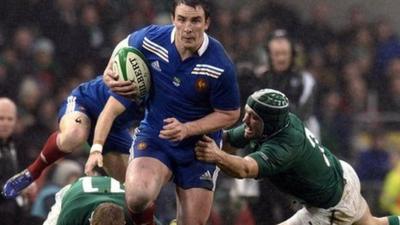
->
[113, 47, 151, 101]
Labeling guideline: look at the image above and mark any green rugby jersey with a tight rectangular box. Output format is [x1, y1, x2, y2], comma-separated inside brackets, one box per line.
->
[227, 113, 344, 208]
[57, 176, 125, 225]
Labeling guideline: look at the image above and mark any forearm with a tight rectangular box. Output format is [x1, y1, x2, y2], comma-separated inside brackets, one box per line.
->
[185, 109, 239, 137]
[215, 152, 255, 178]
[93, 111, 115, 145]
[93, 97, 125, 145]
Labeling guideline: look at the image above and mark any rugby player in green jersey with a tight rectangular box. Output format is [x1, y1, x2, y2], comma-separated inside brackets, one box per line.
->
[42, 176, 161, 225]
[195, 88, 400, 225]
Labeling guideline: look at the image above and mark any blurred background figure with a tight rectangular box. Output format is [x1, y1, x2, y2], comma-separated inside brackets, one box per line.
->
[259, 29, 320, 138]
[380, 150, 400, 215]
[0, 97, 33, 225]
[355, 130, 391, 215]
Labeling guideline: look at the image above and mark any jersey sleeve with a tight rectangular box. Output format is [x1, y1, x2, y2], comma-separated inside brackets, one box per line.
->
[128, 25, 158, 50]
[248, 142, 297, 177]
[108, 90, 134, 109]
[209, 60, 241, 111]
[226, 124, 250, 148]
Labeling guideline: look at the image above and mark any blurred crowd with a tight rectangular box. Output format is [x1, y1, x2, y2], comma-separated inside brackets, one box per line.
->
[1, 0, 400, 225]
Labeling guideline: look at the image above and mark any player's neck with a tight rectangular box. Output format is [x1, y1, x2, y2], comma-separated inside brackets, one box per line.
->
[175, 42, 201, 61]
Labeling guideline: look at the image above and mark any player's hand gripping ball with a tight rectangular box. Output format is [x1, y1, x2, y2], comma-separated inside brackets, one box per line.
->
[113, 47, 151, 101]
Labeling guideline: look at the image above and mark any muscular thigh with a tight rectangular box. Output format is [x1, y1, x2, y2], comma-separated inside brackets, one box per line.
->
[103, 152, 129, 183]
[125, 157, 172, 200]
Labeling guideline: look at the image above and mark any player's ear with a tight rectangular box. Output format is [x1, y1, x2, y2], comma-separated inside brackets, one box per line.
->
[204, 18, 210, 30]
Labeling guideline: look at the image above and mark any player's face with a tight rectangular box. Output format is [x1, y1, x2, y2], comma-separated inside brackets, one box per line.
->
[172, 3, 209, 53]
[0, 101, 17, 139]
[268, 38, 292, 73]
[243, 106, 264, 139]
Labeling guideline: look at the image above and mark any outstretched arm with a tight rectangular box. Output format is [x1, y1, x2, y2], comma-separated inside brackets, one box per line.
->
[85, 96, 126, 176]
[195, 135, 259, 178]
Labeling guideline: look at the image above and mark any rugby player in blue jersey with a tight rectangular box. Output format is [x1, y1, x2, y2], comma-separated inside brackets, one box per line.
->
[103, 1, 241, 224]
[2, 76, 144, 199]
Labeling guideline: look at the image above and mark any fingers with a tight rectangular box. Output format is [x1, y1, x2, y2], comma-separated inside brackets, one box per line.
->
[159, 128, 180, 138]
[97, 158, 103, 168]
[202, 135, 213, 142]
[159, 118, 185, 141]
[85, 155, 103, 176]
[85, 164, 95, 176]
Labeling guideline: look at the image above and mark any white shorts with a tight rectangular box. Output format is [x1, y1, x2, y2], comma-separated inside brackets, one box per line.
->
[282, 160, 368, 225]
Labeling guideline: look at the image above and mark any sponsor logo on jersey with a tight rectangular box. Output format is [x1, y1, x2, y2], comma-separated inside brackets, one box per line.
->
[195, 78, 208, 92]
[151, 60, 161, 72]
[259, 152, 269, 162]
[172, 76, 181, 87]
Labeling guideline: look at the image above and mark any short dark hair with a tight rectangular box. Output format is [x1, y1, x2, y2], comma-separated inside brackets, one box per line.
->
[91, 202, 125, 225]
[170, 0, 211, 19]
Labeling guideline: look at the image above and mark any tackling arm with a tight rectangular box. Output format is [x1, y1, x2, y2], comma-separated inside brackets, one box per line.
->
[195, 135, 259, 178]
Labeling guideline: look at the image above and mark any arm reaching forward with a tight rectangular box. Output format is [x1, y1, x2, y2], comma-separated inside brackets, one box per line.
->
[195, 135, 259, 178]
[84, 96, 127, 176]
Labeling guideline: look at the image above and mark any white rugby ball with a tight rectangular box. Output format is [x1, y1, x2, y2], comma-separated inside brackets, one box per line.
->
[113, 47, 151, 101]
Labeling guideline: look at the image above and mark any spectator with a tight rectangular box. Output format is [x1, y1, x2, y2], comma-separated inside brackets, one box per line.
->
[380, 150, 400, 215]
[355, 131, 391, 182]
[0, 97, 30, 225]
[260, 29, 319, 137]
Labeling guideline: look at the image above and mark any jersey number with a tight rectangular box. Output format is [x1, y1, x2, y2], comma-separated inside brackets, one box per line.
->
[305, 128, 331, 167]
[81, 177, 124, 193]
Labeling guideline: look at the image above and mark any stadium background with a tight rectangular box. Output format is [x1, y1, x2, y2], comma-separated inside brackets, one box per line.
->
[1, 0, 400, 224]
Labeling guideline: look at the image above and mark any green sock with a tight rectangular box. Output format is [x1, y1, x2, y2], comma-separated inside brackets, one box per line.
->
[388, 216, 400, 225]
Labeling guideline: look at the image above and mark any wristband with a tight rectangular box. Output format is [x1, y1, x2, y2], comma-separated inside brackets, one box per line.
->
[90, 144, 103, 154]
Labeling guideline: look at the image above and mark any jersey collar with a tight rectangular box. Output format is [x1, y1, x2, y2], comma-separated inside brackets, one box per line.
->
[170, 26, 209, 56]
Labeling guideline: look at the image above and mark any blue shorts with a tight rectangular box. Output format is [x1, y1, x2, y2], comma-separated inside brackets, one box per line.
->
[131, 128, 220, 191]
[58, 95, 132, 155]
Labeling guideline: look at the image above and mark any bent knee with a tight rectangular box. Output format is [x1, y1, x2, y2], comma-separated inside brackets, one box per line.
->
[125, 191, 153, 212]
[58, 127, 88, 151]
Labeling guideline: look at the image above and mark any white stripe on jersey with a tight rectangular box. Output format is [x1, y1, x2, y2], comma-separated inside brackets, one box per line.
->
[191, 71, 219, 79]
[191, 64, 224, 79]
[196, 64, 224, 72]
[143, 37, 169, 62]
[66, 96, 76, 114]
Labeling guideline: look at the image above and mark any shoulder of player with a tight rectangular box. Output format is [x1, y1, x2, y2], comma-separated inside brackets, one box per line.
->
[261, 117, 305, 149]
[134, 24, 173, 42]
[201, 37, 235, 74]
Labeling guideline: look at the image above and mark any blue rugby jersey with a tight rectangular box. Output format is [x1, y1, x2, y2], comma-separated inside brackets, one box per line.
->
[67, 76, 143, 130]
[124, 25, 240, 139]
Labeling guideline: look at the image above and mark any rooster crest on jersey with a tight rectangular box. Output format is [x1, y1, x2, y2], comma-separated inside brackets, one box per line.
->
[113, 47, 151, 101]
